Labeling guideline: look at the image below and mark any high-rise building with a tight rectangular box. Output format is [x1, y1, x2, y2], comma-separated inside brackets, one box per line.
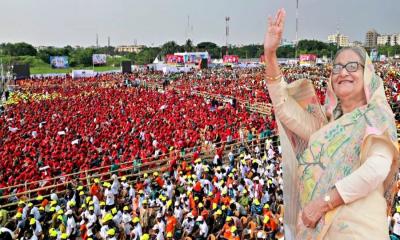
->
[390, 33, 400, 46]
[327, 33, 349, 47]
[377, 35, 391, 46]
[365, 29, 379, 48]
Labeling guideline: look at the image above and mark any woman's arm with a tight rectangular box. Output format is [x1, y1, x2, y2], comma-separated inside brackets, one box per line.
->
[264, 9, 321, 141]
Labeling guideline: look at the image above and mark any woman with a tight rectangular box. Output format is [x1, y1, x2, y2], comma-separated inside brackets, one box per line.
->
[264, 8, 399, 239]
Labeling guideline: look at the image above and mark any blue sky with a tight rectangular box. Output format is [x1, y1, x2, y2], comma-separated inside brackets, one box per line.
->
[0, 0, 399, 47]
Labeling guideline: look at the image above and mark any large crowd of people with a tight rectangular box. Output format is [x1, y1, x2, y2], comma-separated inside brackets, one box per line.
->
[0, 62, 399, 239]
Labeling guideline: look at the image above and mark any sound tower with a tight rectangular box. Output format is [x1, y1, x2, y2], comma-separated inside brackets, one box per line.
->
[12, 64, 30, 80]
[200, 58, 208, 69]
[121, 61, 132, 73]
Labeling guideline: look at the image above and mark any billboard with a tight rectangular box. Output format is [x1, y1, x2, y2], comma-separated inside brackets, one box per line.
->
[92, 54, 107, 65]
[165, 54, 184, 64]
[174, 52, 210, 64]
[299, 54, 317, 66]
[223, 55, 239, 64]
[50, 56, 69, 68]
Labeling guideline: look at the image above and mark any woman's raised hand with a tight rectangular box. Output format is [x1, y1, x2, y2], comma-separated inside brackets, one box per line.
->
[264, 8, 286, 55]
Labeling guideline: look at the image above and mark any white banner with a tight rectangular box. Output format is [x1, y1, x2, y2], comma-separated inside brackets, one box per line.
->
[72, 70, 96, 79]
[92, 54, 107, 65]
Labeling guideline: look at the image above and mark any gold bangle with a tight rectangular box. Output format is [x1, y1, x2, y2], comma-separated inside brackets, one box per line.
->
[265, 74, 282, 82]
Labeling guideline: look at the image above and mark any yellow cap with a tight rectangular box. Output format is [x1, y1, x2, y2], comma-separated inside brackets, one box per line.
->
[226, 216, 232, 222]
[57, 209, 64, 215]
[253, 199, 260, 205]
[153, 172, 159, 176]
[85, 197, 91, 203]
[15, 212, 22, 218]
[144, 173, 148, 178]
[103, 213, 113, 223]
[61, 233, 69, 239]
[216, 209, 222, 215]
[123, 206, 129, 211]
[39, 206, 45, 211]
[133, 217, 140, 223]
[18, 200, 25, 205]
[89, 206, 94, 211]
[57, 215, 63, 221]
[100, 201, 106, 206]
[397, 206, 400, 213]
[111, 207, 117, 215]
[28, 203, 33, 207]
[89, 201, 94, 206]
[94, 178, 100, 183]
[142, 199, 148, 205]
[77, 186, 83, 191]
[49, 228, 58, 237]
[231, 226, 237, 233]
[36, 195, 44, 201]
[29, 218, 36, 225]
[107, 228, 116, 236]
[212, 203, 217, 210]
[167, 232, 173, 237]
[263, 204, 270, 209]
[81, 204, 86, 208]
[222, 205, 226, 210]
[263, 215, 270, 224]
[121, 176, 127, 181]
[195, 158, 201, 163]
[140, 234, 150, 240]
[198, 203, 204, 208]
[50, 207, 56, 212]
[79, 191, 84, 196]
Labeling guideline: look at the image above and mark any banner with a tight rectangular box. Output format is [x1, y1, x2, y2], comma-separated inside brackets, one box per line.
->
[71, 70, 96, 79]
[50, 56, 69, 68]
[223, 55, 239, 64]
[92, 54, 107, 65]
[165, 54, 184, 64]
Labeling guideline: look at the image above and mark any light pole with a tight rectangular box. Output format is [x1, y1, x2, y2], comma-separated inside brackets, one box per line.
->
[295, 0, 299, 59]
[225, 16, 230, 56]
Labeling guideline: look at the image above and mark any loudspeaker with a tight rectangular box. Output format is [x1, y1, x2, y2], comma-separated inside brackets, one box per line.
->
[12, 64, 30, 80]
[121, 61, 132, 73]
[200, 59, 208, 69]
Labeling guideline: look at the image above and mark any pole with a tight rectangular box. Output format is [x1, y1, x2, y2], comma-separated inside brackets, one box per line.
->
[225, 16, 230, 56]
[295, 0, 299, 59]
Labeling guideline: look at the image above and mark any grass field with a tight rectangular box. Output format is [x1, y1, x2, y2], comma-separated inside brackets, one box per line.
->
[30, 65, 121, 74]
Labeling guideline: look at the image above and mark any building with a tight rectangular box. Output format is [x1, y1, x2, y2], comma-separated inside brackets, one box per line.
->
[116, 45, 145, 53]
[377, 35, 391, 46]
[327, 33, 349, 47]
[365, 29, 379, 48]
[349, 41, 363, 47]
[390, 33, 400, 46]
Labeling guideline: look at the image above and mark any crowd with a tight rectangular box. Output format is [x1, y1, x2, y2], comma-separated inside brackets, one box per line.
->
[0, 62, 399, 239]
[0, 135, 286, 240]
[0, 73, 275, 193]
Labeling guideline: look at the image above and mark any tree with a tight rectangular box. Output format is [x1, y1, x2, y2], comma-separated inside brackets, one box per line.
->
[160, 41, 181, 56]
[183, 39, 194, 52]
[0, 42, 37, 56]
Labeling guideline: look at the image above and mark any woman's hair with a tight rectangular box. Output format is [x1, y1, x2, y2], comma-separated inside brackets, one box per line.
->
[333, 46, 367, 64]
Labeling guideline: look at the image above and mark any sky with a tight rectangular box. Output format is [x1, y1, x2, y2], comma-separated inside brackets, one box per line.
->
[0, 0, 399, 48]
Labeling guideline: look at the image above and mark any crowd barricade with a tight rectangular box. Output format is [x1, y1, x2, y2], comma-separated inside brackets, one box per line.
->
[0, 135, 280, 213]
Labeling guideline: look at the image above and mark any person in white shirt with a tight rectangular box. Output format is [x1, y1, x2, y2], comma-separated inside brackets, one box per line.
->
[392, 208, 400, 237]
[197, 216, 208, 239]
[130, 217, 142, 240]
[65, 210, 77, 237]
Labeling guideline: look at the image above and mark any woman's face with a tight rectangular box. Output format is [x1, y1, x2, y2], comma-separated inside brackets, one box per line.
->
[331, 50, 365, 101]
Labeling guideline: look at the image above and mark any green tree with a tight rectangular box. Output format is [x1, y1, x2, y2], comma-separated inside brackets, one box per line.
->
[0, 42, 37, 56]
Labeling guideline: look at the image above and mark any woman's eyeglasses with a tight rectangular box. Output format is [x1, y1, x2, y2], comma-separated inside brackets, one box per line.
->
[332, 62, 364, 75]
